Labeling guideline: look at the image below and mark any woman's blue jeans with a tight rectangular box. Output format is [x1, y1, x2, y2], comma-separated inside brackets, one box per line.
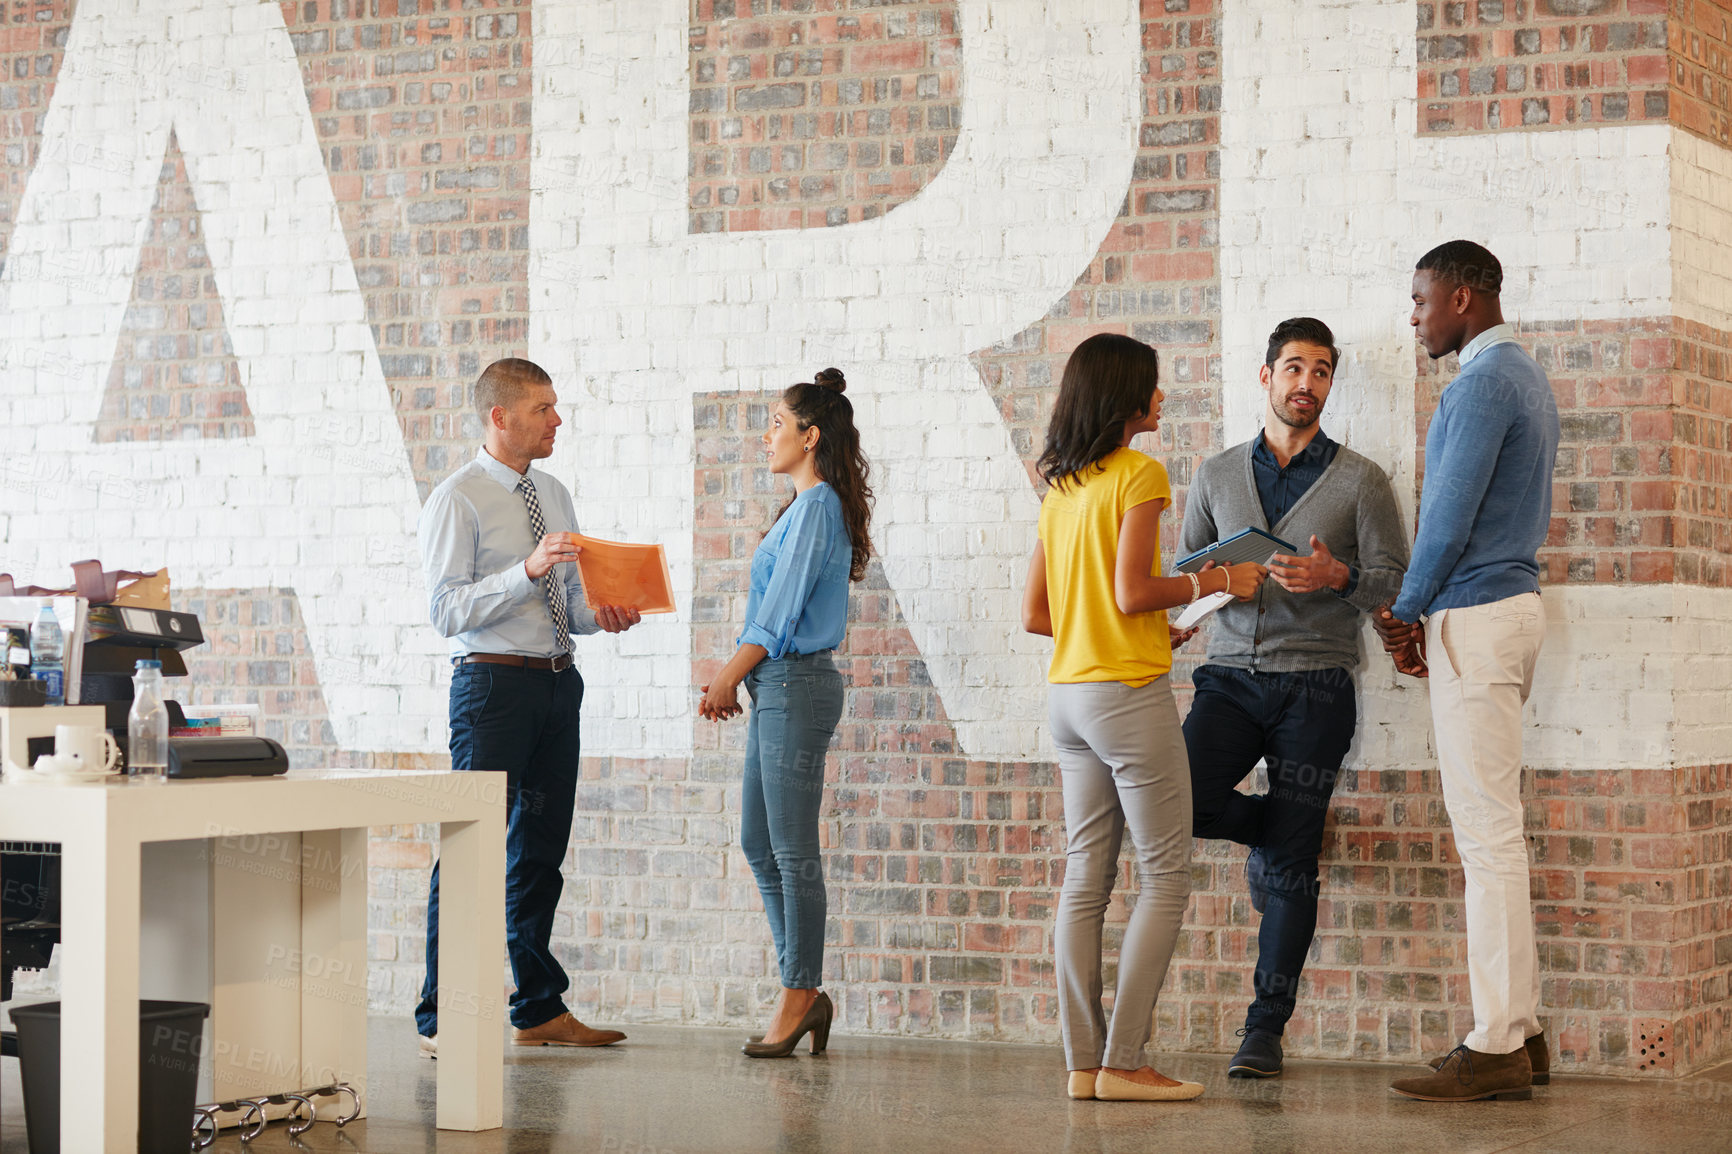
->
[740, 651, 844, 989]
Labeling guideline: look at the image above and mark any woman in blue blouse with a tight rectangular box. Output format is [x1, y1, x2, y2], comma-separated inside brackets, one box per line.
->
[699, 367, 874, 1058]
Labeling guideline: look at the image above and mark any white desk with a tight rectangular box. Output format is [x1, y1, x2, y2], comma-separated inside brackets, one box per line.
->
[0, 768, 505, 1151]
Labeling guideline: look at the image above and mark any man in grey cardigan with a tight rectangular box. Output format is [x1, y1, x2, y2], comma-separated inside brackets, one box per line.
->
[1180, 317, 1408, 1078]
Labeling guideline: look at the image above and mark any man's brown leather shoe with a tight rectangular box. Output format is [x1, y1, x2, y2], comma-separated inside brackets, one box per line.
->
[1391, 1044, 1532, 1101]
[511, 1012, 626, 1048]
[1427, 1032, 1549, 1085]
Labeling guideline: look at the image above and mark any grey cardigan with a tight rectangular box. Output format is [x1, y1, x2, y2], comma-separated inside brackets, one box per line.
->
[1180, 438, 1409, 672]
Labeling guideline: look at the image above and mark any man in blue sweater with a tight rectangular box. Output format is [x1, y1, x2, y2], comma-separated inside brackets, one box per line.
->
[1378, 241, 1559, 1102]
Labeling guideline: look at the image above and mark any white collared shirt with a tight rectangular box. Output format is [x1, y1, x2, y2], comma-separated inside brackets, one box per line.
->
[1458, 322, 1519, 366]
[418, 446, 599, 658]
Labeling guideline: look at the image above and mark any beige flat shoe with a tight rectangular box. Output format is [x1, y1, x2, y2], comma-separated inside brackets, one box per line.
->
[1067, 1069, 1100, 1099]
[1095, 1066, 1205, 1101]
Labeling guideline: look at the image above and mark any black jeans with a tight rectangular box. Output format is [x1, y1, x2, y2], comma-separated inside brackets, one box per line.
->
[1183, 664, 1357, 1035]
[416, 662, 583, 1035]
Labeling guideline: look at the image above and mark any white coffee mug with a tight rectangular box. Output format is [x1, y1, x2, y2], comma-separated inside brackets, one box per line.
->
[54, 724, 120, 773]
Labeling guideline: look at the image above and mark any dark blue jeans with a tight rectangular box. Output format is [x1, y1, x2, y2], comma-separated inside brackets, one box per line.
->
[1183, 664, 1357, 1035]
[740, 651, 844, 989]
[416, 662, 583, 1036]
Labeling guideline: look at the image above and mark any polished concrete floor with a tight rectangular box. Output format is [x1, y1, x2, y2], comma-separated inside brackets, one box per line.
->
[4, 1018, 1731, 1153]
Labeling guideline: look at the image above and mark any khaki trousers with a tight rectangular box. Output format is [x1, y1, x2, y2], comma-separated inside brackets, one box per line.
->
[1426, 592, 1546, 1054]
[1050, 677, 1192, 1071]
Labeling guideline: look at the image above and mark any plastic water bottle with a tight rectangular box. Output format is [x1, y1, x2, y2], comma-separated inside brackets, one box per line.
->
[127, 659, 169, 782]
[30, 605, 64, 707]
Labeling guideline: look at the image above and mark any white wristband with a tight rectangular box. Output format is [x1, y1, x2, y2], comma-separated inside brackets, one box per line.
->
[1187, 572, 1200, 602]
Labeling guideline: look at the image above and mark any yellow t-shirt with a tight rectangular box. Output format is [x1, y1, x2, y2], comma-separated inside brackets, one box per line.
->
[1038, 447, 1173, 685]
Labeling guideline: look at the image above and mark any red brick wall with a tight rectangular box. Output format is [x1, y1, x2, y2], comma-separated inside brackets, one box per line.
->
[1414, 318, 1675, 586]
[1415, 317, 1732, 589]
[1672, 0, 1732, 145]
[1417, 0, 1671, 134]
[92, 140, 255, 443]
[687, 0, 960, 232]
[284, 0, 533, 501]
[1668, 765, 1732, 1072]
[0, 2, 71, 271]
[1675, 318, 1732, 582]
[1527, 762, 1732, 1072]
[1415, 0, 1732, 148]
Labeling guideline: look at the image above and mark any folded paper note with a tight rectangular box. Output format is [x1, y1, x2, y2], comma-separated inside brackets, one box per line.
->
[571, 535, 676, 614]
[1173, 589, 1234, 632]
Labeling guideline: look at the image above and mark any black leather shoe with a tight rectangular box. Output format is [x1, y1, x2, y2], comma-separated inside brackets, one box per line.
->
[1229, 1027, 1283, 1078]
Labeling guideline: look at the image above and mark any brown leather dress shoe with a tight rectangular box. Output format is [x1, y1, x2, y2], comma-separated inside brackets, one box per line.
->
[1392, 1044, 1532, 1101]
[512, 1012, 626, 1047]
[1429, 1032, 1549, 1085]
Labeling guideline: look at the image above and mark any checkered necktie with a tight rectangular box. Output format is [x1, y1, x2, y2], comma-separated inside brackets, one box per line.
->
[516, 475, 571, 654]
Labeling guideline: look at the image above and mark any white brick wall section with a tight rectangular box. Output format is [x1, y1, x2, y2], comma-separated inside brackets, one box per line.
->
[0, 0, 445, 753]
[530, 0, 1142, 760]
[1357, 586, 1732, 774]
[1671, 127, 1732, 332]
[1671, 585, 1732, 767]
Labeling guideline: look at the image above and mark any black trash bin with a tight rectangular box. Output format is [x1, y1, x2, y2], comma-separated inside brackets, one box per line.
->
[10, 999, 209, 1154]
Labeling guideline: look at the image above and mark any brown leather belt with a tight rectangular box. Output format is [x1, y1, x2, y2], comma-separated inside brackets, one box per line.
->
[453, 652, 572, 672]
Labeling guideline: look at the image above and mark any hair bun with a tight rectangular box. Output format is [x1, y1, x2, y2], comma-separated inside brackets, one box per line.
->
[813, 367, 846, 393]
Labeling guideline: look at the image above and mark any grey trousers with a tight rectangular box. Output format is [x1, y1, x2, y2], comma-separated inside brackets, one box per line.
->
[1050, 677, 1193, 1071]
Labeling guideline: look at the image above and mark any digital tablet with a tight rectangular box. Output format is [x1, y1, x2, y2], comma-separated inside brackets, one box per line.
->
[1174, 526, 1297, 575]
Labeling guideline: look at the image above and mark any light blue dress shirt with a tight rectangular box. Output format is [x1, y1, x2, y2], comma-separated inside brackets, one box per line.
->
[419, 446, 600, 658]
[1458, 321, 1519, 365]
[739, 483, 852, 659]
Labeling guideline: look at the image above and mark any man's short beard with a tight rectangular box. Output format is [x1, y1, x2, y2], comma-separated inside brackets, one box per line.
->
[1273, 399, 1321, 429]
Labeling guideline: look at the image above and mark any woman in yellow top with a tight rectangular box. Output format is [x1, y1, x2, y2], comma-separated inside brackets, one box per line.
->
[1022, 333, 1265, 1102]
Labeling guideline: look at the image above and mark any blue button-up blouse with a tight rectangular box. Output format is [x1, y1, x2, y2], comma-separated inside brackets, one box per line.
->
[738, 482, 852, 659]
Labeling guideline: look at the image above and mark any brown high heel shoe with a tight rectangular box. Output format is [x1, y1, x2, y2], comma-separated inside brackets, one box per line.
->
[742, 991, 832, 1058]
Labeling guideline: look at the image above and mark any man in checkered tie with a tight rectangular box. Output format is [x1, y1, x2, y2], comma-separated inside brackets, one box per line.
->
[415, 357, 642, 1053]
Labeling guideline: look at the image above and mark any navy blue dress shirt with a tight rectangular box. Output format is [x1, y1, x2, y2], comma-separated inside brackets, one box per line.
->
[1251, 429, 1338, 527]
[1251, 429, 1357, 596]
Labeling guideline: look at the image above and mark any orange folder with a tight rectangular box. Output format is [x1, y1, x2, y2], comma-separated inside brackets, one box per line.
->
[569, 534, 676, 614]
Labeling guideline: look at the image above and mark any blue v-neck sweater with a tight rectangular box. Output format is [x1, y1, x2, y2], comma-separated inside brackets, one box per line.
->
[1391, 342, 1560, 622]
